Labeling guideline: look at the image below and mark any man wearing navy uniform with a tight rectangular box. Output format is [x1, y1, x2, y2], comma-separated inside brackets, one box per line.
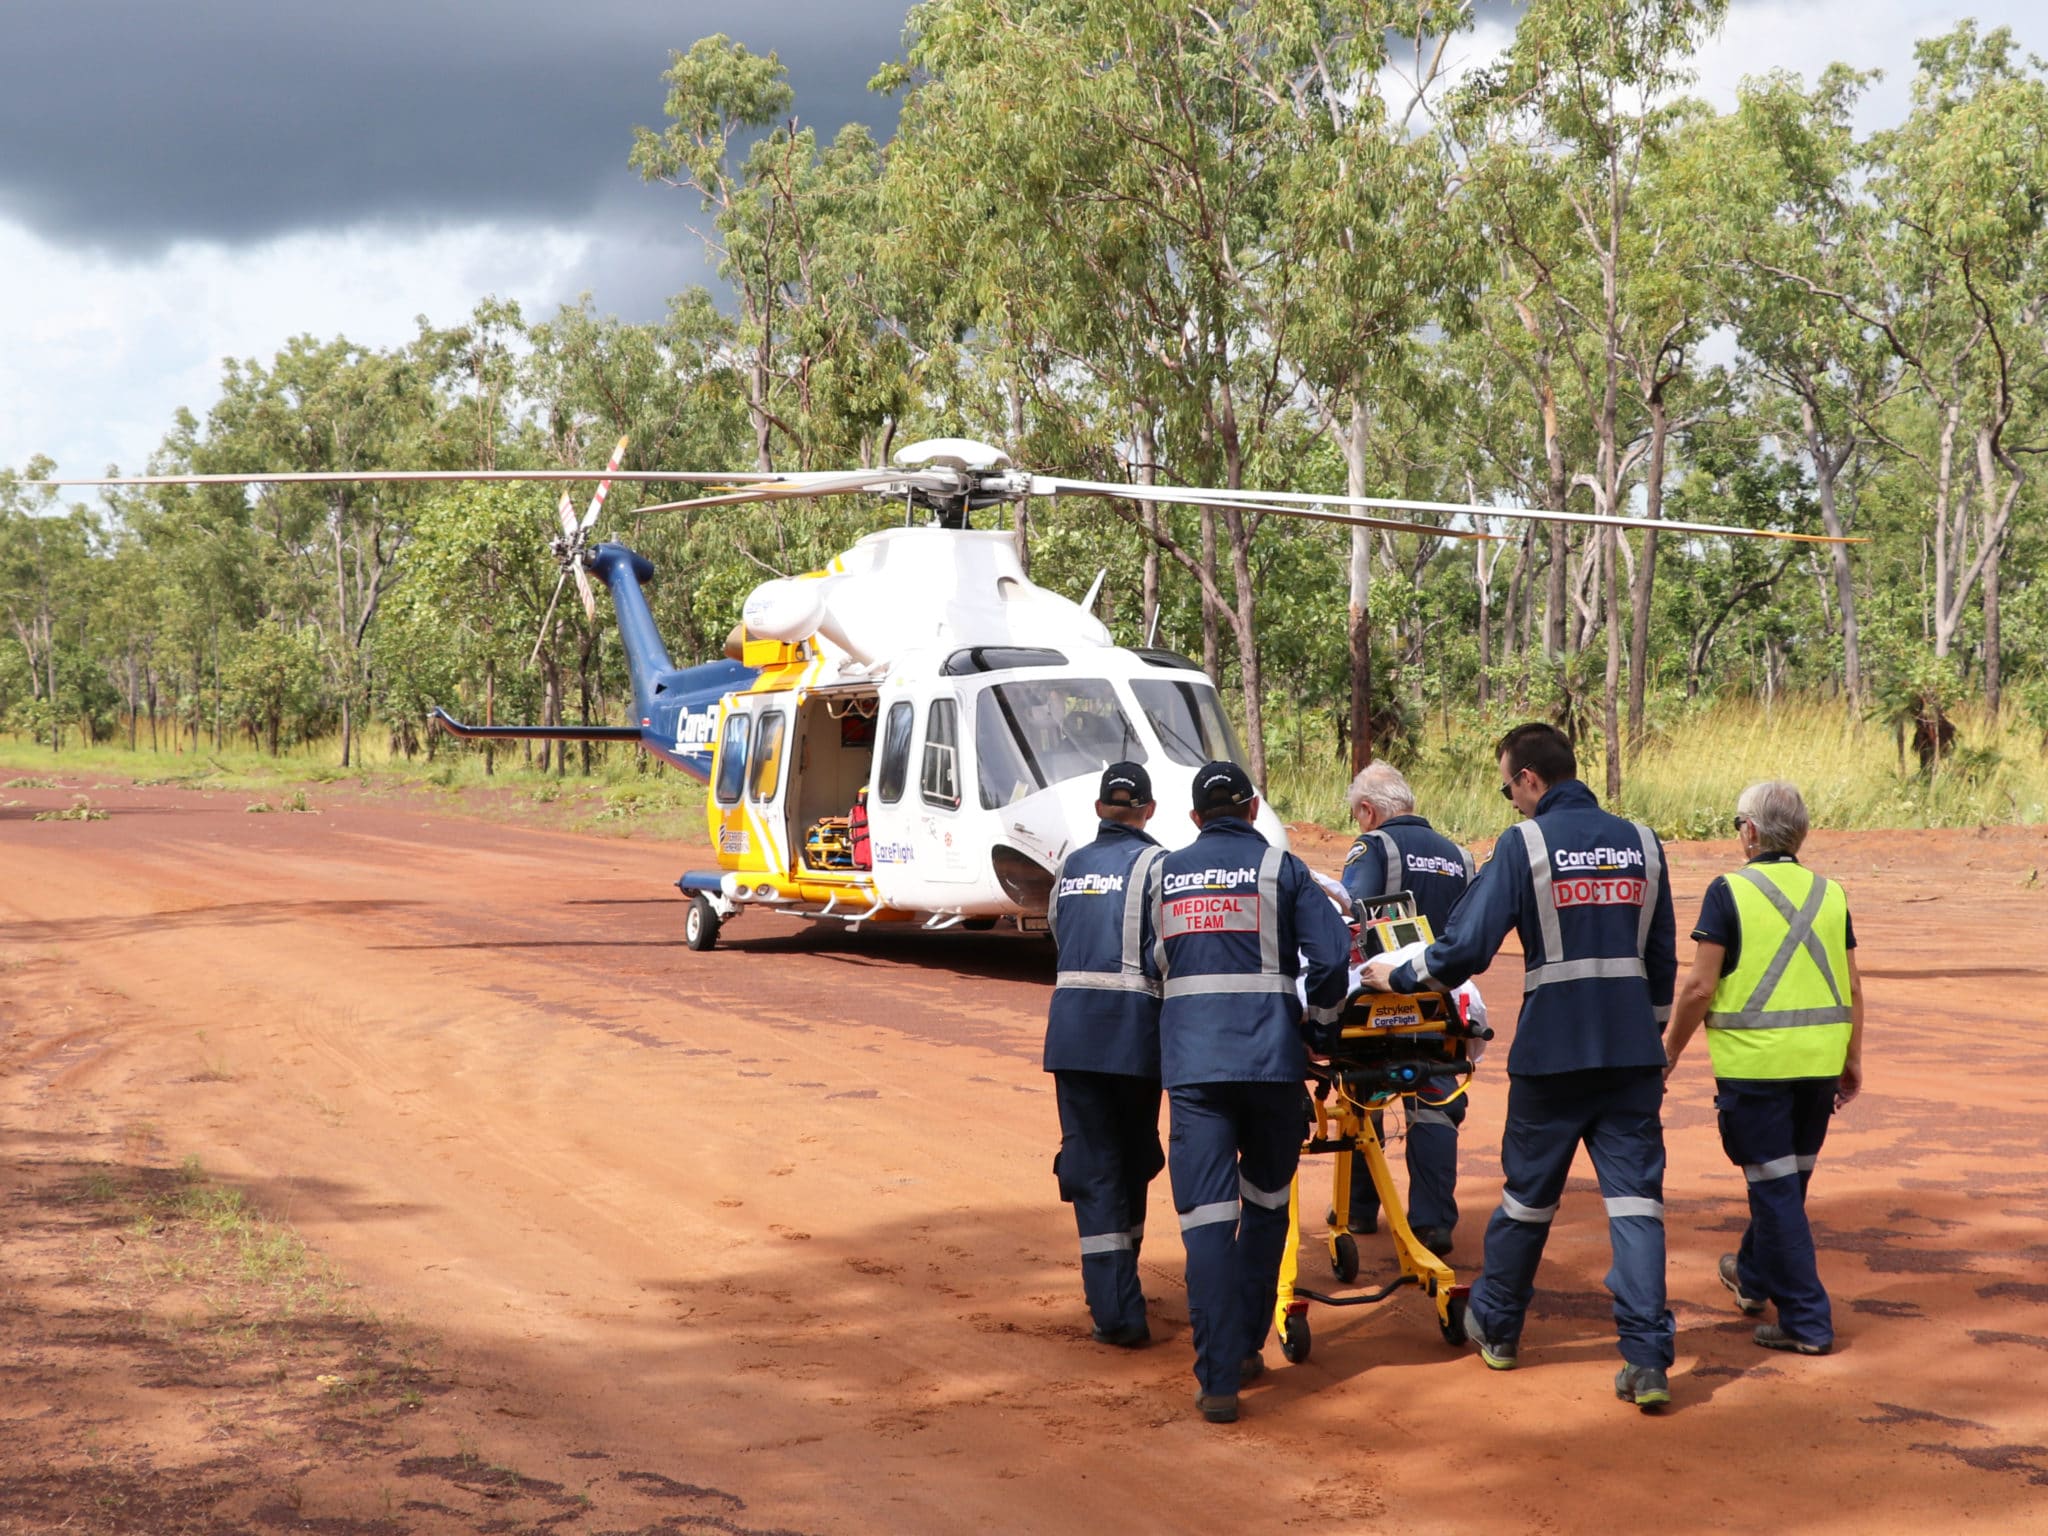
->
[1046, 762, 1168, 1348]
[1362, 723, 1678, 1412]
[1339, 760, 1475, 1255]
[1152, 760, 1352, 1423]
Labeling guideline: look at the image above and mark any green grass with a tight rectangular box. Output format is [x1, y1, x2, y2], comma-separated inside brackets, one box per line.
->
[1266, 697, 2048, 843]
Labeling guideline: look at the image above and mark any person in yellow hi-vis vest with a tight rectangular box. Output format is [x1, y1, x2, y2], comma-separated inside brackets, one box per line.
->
[1664, 780, 1865, 1355]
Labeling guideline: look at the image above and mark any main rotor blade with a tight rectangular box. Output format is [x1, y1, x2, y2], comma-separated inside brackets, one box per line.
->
[625, 468, 966, 518]
[556, 490, 577, 541]
[34, 468, 788, 490]
[578, 436, 630, 533]
[574, 562, 597, 622]
[1034, 475, 1860, 545]
[1032, 476, 1494, 541]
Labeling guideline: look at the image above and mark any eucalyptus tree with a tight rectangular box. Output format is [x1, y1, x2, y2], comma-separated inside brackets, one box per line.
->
[1457, 0, 1729, 793]
[1693, 65, 1897, 702]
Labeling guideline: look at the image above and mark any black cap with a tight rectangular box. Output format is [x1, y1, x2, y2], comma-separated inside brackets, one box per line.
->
[1191, 759, 1257, 814]
[1098, 761, 1153, 806]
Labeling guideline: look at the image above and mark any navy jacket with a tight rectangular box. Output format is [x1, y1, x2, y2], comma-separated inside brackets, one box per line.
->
[1046, 820, 1164, 1078]
[1342, 814, 1475, 935]
[1390, 780, 1675, 1076]
[1149, 816, 1353, 1088]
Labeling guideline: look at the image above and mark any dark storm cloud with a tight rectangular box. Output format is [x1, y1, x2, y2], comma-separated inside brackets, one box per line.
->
[0, 0, 911, 252]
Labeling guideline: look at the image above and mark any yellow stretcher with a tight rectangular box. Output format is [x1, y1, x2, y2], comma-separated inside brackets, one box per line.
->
[1273, 896, 1490, 1364]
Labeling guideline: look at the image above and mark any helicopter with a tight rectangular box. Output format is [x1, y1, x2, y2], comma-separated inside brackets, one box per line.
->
[47, 437, 1852, 951]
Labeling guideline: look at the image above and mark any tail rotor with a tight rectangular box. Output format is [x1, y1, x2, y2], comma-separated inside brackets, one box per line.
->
[530, 436, 628, 664]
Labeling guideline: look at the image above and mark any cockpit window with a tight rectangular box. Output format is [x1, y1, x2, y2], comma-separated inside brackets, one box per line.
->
[975, 679, 1147, 809]
[1131, 679, 1245, 768]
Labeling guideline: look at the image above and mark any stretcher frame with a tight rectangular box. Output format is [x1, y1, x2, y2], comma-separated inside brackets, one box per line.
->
[1273, 896, 1487, 1363]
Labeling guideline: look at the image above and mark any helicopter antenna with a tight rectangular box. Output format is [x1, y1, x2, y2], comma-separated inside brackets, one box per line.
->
[1080, 567, 1107, 615]
[1145, 607, 1163, 647]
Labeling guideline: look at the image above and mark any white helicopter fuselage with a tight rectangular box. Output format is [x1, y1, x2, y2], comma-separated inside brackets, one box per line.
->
[689, 525, 1283, 935]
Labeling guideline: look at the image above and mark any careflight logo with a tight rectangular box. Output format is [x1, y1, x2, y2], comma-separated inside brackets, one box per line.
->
[1161, 866, 1260, 895]
[1057, 872, 1126, 898]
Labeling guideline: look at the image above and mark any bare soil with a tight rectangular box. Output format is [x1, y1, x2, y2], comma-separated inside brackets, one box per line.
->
[4, 774, 2048, 1534]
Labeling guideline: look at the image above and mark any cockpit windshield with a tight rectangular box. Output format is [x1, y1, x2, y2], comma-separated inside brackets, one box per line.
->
[1130, 678, 1245, 768]
[976, 679, 1147, 808]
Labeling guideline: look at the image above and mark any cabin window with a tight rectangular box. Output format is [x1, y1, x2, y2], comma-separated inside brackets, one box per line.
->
[877, 700, 914, 804]
[1131, 679, 1245, 768]
[749, 710, 787, 803]
[920, 698, 961, 810]
[976, 679, 1146, 808]
[714, 712, 750, 804]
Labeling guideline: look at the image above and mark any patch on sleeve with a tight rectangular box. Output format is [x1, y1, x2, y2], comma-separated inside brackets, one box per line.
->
[1162, 894, 1261, 937]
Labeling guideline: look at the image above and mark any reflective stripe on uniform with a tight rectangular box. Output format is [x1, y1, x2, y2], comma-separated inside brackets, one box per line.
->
[1369, 830, 1401, 899]
[1257, 847, 1284, 973]
[1460, 846, 1476, 884]
[1653, 1003, 1673, 1025]
[1632, 821, 1663, 955]
[1077, 1227, 1141, 1255]
[1706, 1004, 1852, 1031]
[1795, 1156, 1817, 1173]
[1500, 1191, 1558, 1224]
[1124, 846, 1165, 985]
[1745, 1154, 1802, 1183]
[1519, 821, 1565, 960]
[1238, 1175, 1289, 1210]
[1523, 954, 1648, 990]
[1056, 971, 1162, 996]
[1180, 1200, 1238, 1232]
[1163, 973, 1300, 999]
[1736, 866, 1844, 1010]
[1603, 1196, 1664, 1220]
[1409, 1105, 1457, 1130]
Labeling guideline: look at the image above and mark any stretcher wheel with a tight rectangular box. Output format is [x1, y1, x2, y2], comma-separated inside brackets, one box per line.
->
[1280, 1312, 1312, 1364]
[1330, 1232, 1360, 1284]
[684, 894, 722, 951]
[1440, 1290, 1468, 1348]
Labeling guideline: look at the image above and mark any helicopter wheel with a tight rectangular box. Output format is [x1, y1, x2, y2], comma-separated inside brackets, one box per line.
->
[1330, 1232, 1360, 1285]
[684, 894, 722, 951]
[1280, 1312, 1312, 1364]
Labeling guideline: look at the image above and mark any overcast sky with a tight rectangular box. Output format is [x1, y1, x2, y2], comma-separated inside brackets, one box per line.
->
[1, 0, 2037, 481]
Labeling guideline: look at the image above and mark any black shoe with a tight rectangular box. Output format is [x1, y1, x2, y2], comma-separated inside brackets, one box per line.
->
[1239, 1350, 1265, 1383]
[1196, 1392, 1239, 1424]
[1614, 1363, 1671, 1412]
[1753, 1323, 1830, 1356]
[1413, 1224, 1454, 1258]
[1327, 1208, 1378, 1235]
[1091, 1321, 1151, 1349]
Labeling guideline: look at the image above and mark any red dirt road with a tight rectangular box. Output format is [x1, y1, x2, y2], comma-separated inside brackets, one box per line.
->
[4, 780, 2048, 1533]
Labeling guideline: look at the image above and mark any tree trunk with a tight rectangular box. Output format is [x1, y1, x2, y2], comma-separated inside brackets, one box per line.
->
[1626, 392, 1667, 751]
[1801, 399, 1861, 701]
[1200, 510, 1220, 683]
[1135, 413, 1161, 642]
[1603, 528, 1623, 800]
[1010, 376, 1031, 575]
[1984, 552, 2002, 715]
[1345, 396, 1373, 772]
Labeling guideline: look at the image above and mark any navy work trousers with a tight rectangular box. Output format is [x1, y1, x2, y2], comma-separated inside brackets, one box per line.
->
[1167, 1081, 1305, 1396]
[1470, 1066, 1675, 1369]
[1348, 1073, 1468, 1235]
[1716, 1076, 1838, 1348]
[1054, 1071, 1164, 1338]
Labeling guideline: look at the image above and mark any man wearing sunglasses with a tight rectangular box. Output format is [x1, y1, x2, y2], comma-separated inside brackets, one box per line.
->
[1662, 780, 1863, 1358]
[1360, 722, 1677, 1411]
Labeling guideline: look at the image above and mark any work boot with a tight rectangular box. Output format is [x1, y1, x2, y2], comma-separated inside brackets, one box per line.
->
[1091, 1321, 1151, 1349]
[1614, 1363, 1671, 1412]
[1754, 1323, 1830, 1356]
[1196, 1393, 1239, 1424]
[1239, 1351, 1266, 1383]
[1413, 1224, 1454, 1258]
[1462, 1304, 1517, 1370]
[1718, 1254, 1764, 1317]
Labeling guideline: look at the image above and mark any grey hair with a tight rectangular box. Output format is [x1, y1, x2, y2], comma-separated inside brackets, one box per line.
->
[1737, 779, 1810, 856]
[1347, 761, 1416, 819]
